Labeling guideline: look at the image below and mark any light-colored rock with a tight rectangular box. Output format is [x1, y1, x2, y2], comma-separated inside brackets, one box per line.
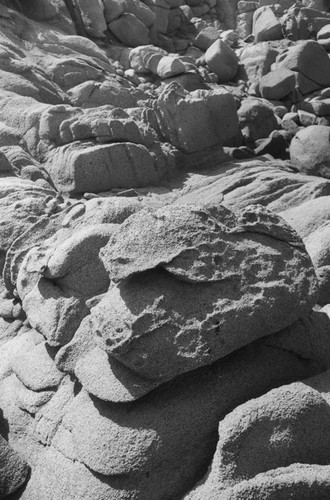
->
[305, 225, 330, 271]
[280, 196, 330, 238]
[199, 464, 330, 499]
[16, 224, 116, 346]
[253, 6, 283, 42]
[304, 223, 330, 305]
[220, 29, 239, 47]
[45, 141, 172, 195]
[68, 78, 147, 108]
[87, 203, 318, 395]
[194, 26, 220, 50]
[239, 42, 278, 84]
[175, 158, 330, 213]
[205, 39, 238, 83]
[297, 109, 317, 126]
[186, 382, 330, 498]
[128, 44, 167, 74]
[317, 24, 330, 50]
[156, 56, 187, 78]
[0, 177, 60, 291]
[236, 11, 254, 38]
[290, 125, 330, 178]
[52, 328, 327, 498]
[11, 341, 64, 391]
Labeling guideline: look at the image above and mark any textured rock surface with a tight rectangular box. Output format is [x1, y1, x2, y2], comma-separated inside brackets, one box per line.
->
[89, 204, 317, 394]
[176, 159, 330, 213]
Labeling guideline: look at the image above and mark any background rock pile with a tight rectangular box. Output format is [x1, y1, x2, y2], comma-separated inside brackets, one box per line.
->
[0, 0, 330, 499]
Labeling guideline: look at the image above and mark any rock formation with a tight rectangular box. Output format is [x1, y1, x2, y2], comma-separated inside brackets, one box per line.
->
[0, 0, 330, 499]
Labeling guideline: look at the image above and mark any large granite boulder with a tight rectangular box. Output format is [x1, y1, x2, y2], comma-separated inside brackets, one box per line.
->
[53, 203, 319, 403]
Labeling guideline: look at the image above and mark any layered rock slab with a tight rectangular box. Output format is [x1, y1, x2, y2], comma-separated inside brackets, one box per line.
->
[176, 158, 330, 213]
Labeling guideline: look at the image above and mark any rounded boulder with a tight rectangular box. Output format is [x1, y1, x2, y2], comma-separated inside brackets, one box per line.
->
[290, 125, 330, 178]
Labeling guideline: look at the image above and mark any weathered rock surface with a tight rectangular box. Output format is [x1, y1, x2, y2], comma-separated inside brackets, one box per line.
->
[60, 203, 318, 400]
[280, 196, 330, 238]
[176, 158, 330, 213]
